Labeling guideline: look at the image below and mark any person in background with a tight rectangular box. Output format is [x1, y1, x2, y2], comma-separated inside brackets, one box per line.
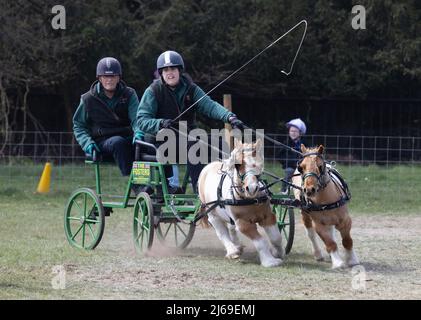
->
[280, 118, 306, 194]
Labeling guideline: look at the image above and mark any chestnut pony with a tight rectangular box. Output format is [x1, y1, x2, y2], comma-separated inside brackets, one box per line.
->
[198, 139, 285, 267]
[292, 144, 360, 269]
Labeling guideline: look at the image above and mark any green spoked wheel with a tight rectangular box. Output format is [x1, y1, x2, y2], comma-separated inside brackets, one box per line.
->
[133, 192, 154, 253]
[64, 188, 105, 250]
[273, 204, 295, 255]
[156, 219, 195, 250]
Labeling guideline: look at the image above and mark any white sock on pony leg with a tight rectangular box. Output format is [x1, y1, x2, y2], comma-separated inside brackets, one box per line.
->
[252, 237, 283, 267]
[330, 250, 345, 269]
[263, 224, 285, 259]
[344, 249, 360, 267]
[228, 224, 244, 254]
[209, 215, 241, 259]
[305, 227, 324, 261]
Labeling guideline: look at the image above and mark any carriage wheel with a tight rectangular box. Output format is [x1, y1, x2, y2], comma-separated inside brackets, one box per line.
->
[273, 204, 295, 254]
[133, 192, 154, 253]
[64, 188, 105, 250]
[156, 219, 195, 250]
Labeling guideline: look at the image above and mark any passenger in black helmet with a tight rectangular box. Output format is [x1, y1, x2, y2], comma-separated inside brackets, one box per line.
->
[136, 50, 245, 193]
[73, 57, 147, 195]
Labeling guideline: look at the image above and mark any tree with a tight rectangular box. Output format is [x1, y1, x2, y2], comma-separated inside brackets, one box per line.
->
[0, 0, 137, 154]
[2, 0, 421, 147]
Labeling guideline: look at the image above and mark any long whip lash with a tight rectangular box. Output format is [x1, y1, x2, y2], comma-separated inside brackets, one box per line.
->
[137, 20, 309, 178]
[172, 20, 308, 122]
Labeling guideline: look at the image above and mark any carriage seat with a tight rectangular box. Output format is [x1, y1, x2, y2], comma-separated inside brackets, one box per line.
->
[84, 140, 158, 163]
[84, 152, 157, 163]
[137, 153, 157, 162]
[84, 152, 114, 163]
[135, 140, 158, 163]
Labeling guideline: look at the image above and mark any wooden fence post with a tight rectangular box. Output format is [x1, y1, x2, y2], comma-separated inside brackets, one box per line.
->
[223, 94, 233, 151]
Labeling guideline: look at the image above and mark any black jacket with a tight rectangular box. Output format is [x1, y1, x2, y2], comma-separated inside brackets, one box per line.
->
[279, 138, 304, 169]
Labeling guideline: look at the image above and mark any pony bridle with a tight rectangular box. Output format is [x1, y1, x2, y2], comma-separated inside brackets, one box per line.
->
[298, 152, 328, 192]
[233, 147, 263, 196]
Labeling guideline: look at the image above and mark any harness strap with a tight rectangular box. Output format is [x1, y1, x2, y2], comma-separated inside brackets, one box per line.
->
[195, 168, 270, 224]
[192, 201, 220, 225]
[301, 167, 351, 213]
[302, 195, 349, 212]
[217, 171, 228, 208]
[270, 198, 302, 207]
[329, 167, 352, 200]
[222, 195, 269, 206]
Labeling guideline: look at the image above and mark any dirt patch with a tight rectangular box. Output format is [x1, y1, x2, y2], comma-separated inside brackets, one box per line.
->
[60, 214, 421, 299]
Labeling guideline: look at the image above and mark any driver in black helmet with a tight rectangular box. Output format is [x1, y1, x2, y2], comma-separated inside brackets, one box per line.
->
[136, 50, 245, 193]
[73, 57, 146, 195]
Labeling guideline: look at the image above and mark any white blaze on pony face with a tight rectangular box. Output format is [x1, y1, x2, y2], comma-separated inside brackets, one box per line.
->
[240, 140, 264, 198]
[298, 144, 325, 198]
[223, 139, 264, 199]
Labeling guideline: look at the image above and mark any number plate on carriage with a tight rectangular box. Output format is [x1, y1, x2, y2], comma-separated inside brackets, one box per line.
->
[132, 162, 150, 184]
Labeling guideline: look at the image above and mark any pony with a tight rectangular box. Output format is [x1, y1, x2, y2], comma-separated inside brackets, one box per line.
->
[292, 144, 360, 269]
[198, 139, 285, 267]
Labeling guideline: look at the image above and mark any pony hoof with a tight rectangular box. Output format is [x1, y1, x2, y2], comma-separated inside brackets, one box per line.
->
[331, 262, 346, 270]
[346, 260, 361, 268]
[261, 258, 283, 267]
[314, 251, 324, 261]
[225, 252, 241, 260]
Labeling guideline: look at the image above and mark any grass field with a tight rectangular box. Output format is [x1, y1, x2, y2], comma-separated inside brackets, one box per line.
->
[0, 162, 420, 299]
[2, 161, 421, 213]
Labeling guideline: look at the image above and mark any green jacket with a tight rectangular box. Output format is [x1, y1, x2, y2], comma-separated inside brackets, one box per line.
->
[136, 75, 235, 135]
[73, 81, 139, 153]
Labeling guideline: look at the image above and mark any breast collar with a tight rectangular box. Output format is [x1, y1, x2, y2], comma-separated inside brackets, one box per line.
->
[216, 164, 269, 208]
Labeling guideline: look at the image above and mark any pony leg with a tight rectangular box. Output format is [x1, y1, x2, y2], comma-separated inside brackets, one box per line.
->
[227, 224, 245, 255]
[208, 214, 242, 259]
[315, 223, 345, 269]
[236, 219, 283, 267]
[337, 218, 360, 267]
[301, 212, 324, 261]
[260, 212, 285, 259]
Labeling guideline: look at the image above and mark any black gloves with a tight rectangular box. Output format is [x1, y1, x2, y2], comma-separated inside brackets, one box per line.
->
[160, 119, 174, 129]
[229, 116, 245, 130]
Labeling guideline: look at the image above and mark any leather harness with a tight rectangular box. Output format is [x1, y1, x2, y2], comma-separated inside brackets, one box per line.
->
[193, 164, 269, 225]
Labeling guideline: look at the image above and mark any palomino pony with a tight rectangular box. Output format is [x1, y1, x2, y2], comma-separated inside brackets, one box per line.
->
[198, 139, 285, 267]
[292, 144, 360, 269]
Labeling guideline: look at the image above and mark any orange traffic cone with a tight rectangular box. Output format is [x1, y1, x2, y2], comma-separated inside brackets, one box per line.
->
[37, 162, 52, 194]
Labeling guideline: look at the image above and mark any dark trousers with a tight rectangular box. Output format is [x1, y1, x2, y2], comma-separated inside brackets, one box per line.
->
[161, 155, 204, 193]
[98, 136, 134, 176]
[145, 134, 204, 193]
[282, 167, 296, 192]
[187, 162, 204, 193]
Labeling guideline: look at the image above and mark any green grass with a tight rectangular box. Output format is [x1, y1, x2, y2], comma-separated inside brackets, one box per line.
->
[1, 162, 421, 213]
[264, 162, 421, 214]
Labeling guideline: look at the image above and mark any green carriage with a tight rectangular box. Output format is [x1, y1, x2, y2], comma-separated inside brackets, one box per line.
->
[64, 141, 296, 254]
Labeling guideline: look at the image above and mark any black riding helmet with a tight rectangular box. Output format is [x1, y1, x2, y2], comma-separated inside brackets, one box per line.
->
[156, 51, 184, 74]
[96, 57, 122, 77]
